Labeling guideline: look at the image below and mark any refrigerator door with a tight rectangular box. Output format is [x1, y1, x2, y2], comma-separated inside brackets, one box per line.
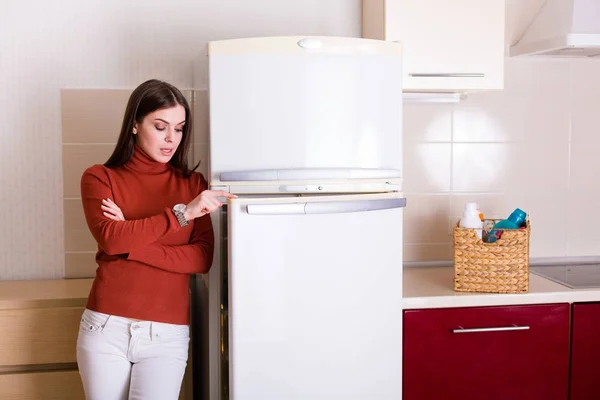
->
[228, 193, 405, 400]
[208, 36, 403, 186]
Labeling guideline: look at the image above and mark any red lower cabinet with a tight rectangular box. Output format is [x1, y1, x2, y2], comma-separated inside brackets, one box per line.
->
[403, 303, 570, 400]
[570, 302, 600, 400]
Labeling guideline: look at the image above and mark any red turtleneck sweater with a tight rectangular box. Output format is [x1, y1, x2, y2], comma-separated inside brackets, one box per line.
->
[80, 146, 214, 325]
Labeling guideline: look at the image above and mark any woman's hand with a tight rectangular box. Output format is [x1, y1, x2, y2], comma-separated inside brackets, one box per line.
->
[101, 199, 125, 221]
[184, 190, 237, 220]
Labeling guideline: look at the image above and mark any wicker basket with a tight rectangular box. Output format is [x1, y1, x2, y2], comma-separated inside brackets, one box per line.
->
[453, 220, 530, 294]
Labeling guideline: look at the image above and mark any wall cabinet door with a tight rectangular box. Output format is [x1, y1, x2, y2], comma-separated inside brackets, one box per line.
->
[362, 0, 505, 92]
[403, 303, 570, 400]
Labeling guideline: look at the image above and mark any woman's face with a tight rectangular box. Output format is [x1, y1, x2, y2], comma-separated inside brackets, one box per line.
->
[134, 105, 186, 163]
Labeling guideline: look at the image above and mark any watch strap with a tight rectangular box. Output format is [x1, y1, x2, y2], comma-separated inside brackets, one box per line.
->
[172, 205, 189, 227]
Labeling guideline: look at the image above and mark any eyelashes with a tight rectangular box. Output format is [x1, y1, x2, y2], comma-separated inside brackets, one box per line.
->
[154, 126, 183, 133]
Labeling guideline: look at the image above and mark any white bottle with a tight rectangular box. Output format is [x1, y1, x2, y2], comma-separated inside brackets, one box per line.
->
[459, 202, 483, 240]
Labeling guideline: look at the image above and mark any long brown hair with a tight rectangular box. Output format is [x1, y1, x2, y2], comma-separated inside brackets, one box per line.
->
[104, 79, 198, 177]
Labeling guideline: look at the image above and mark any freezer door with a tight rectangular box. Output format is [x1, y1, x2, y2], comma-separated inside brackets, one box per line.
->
[208, 36, 403, 185]
[228, 194, 404, 400]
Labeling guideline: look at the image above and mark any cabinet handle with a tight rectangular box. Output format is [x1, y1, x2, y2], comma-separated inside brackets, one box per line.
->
[409, 73, 485, 78]
[452, 325, 530, 334]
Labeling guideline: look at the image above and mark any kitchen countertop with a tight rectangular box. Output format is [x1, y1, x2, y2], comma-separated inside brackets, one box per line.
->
[0, 278, 93, 310]
[3, 271, 599, 311]
[403, 267, 600, 309]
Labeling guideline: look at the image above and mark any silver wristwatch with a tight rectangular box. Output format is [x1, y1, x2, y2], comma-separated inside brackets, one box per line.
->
[172, 204, 189, 227]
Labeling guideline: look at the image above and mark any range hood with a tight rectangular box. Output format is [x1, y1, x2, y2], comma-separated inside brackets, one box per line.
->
[510, 0, 600, 57]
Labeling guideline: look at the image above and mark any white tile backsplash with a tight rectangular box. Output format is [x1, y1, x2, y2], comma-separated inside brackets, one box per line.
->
[404, 57, 600, 262]
[403, 105, 453, 142]
[404, 143, 452, 193]
[403, 195, 451, 244]
[452, 143, 511, 192]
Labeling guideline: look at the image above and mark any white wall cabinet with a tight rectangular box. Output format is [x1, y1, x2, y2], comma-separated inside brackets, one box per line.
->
[363, 0, 505, 92]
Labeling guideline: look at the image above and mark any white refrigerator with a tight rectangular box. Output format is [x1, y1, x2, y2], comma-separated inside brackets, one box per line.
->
[205, 36, 405, 400]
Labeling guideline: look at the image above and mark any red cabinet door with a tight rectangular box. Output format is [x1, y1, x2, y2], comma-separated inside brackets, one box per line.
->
[403, 303, 570, 400]
[570, 302, 600, 400]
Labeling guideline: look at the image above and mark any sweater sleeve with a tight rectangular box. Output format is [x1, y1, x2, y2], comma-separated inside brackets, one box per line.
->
[126, 212, 215, 274]
[80, 166, 182, 255]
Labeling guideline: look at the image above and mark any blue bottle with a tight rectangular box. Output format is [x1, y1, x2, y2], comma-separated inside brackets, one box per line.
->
[487, 208, 527, 243]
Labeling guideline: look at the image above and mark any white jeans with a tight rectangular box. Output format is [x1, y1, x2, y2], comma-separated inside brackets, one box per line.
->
[76, 309, 190, 400]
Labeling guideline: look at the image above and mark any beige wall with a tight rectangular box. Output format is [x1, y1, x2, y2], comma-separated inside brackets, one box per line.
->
[3, 0, 600, 280]
[0, 1, 361, 280]
[61, 89, 208, 278]
[403, 57, 600, 262]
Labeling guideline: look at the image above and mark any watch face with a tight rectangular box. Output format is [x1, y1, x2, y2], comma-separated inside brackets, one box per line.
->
[174, 204, 186, 212]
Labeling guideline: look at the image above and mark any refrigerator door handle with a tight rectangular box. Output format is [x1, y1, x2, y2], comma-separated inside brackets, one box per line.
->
[246, 198, 406, 215]
[246, 203, 307, 215]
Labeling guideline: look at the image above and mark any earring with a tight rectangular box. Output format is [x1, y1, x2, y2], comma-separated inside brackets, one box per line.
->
[133, 129, 137, 135]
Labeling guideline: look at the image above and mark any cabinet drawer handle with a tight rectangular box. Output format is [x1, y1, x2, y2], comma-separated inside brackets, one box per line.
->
[452, 325, 530, 334]
[409, 73, 485, 78]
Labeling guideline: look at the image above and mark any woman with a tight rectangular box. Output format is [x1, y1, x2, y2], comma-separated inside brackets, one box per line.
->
[77, 79, 234, 400]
